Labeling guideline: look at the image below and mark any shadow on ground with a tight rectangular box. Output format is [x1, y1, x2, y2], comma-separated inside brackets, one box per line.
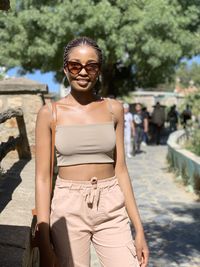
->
[148, 126, 172, 146]
[142, 203, 200, 265]
[0, 159, 30, 212]
[0, 224, 30, 267]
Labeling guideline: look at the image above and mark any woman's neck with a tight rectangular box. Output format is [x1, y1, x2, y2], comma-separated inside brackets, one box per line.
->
[68, 90, 99, 105]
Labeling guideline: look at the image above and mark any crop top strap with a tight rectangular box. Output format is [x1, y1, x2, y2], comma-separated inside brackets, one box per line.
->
[105, 97, 115, 122]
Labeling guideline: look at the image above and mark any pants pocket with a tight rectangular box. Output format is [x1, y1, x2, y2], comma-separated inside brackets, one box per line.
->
[126, 240, 137, 257]
[126, 240, 140, 267]
[122, 240, 140, 267]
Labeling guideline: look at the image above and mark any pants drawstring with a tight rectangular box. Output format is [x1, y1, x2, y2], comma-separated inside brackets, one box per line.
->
[84, 177, 100, 210]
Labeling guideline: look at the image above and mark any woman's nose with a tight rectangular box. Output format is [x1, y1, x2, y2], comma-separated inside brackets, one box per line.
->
[79, 67, 88, 75]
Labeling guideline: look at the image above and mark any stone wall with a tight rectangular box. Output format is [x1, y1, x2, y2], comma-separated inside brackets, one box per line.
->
[167, 130, 200, 194]
[0, 94, 44, 154]
[130, 91, 184, 112]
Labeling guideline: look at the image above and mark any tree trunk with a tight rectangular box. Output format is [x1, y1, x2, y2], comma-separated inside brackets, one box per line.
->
[0, 0, 10, 10]
[101, 63, 115, 97]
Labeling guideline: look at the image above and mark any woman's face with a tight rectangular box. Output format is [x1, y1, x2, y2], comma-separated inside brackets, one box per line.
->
[64, 45, 100, 92]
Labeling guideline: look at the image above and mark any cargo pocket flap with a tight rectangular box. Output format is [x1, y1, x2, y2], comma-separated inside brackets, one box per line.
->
[126, 240, 137, 257]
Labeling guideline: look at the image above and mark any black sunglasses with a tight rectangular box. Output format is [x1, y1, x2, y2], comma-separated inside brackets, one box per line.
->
[66, 61, 100, 76]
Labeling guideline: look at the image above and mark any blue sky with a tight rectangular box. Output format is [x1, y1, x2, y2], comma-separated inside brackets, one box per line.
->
[182, 55, 200, 65]
[6, 56, 200, 93]
[7, 68, 60, 93]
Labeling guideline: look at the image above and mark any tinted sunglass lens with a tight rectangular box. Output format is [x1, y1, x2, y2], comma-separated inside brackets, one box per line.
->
[85, 64, 99, 75]
[67, 62, 99, 75]
[67, 62, 82, 74]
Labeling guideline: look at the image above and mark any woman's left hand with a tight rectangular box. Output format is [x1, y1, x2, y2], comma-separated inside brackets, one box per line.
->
[135, 232, 149, 267]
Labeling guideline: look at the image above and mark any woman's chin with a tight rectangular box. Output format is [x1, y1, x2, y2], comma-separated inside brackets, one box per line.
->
[76, 80, 89, 87]
[71, 82, 93, 92]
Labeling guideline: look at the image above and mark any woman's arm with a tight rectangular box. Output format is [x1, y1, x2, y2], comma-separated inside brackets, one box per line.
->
[35, 105, 54, 249]
[111, 99, 149, 266]
[112, 100, 143, 232]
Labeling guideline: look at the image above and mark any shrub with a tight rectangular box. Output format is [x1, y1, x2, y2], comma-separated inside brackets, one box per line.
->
[185, 128, 200, 156]
[181, 92, 200, 156]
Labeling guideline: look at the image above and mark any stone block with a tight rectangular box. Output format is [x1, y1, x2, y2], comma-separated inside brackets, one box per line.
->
[0, 96, 7, 111]
[23, 95, 43, 114]
[4, 117, 18, 128]
[7, 96, 22, 108]
[0, 98, 3, 109]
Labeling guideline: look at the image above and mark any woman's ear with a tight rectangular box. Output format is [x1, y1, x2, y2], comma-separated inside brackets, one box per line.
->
[64, 68, 67, 76]
[64, 68, 70, 81]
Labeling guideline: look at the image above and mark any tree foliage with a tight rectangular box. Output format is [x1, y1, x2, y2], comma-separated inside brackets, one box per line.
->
[176, 62, 200, 88]
[183, 91, 200, 118]
[183, 91, 200, 157]
[1, 0, 200, 95]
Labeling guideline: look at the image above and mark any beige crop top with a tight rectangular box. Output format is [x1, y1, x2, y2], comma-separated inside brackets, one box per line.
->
[50, 98, 116, 166]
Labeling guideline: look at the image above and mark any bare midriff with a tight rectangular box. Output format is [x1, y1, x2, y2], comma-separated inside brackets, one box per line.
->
[58, 163, 115, 181]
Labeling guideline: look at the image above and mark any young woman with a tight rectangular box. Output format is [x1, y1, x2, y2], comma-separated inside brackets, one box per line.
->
[35, 37, 149, 267]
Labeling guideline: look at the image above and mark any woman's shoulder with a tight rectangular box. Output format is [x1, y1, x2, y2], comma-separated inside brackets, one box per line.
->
[105, 97, 124, 121]
[106, 97, 123, 112]
[37, 102, 51, 116]
[42, 97, 68, 111]
[37, 102, 56, 124]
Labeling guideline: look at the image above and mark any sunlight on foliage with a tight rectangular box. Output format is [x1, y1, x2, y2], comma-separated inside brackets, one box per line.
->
[1, 0, 200, 95]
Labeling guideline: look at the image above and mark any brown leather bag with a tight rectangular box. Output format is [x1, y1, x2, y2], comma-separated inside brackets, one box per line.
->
[24, 102, 57, 267]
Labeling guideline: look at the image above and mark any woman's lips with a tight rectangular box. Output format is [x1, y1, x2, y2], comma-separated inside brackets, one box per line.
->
[76, 79, 89, 87]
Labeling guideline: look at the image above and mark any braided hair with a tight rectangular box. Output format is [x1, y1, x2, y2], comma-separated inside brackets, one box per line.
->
[63, 37, 103, 69]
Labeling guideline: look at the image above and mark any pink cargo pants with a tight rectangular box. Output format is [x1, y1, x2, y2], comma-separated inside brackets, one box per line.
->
[50, 175, 140, 267]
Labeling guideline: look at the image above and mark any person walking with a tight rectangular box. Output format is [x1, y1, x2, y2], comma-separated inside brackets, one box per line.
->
[123, 103, 134, 158]
[35, 37, 149, 267]
[181, 104, 192, 129]
[167, 105, 179, 132]
[141, 106, 150, 146]
[132, 103, 148, 154]
[151, 102, 165, 145]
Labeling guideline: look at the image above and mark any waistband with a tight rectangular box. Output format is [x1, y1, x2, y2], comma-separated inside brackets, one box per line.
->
[55, 175, 118, 211]
[55, 174, 117, 189]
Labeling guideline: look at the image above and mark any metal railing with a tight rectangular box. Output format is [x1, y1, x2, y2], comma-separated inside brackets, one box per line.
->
[0, 108, 31, 161]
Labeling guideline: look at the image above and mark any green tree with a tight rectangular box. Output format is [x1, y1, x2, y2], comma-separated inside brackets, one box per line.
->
[182, 91, 200, 118]
[176, 62, 200, 88]
[1, 0, 200, 96]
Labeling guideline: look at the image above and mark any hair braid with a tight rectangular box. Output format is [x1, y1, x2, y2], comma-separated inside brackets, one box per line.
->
[63, 37, 103, 69]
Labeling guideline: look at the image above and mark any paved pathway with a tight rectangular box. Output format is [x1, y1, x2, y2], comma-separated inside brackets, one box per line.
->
[91, 145, 200, 267]
[0, 153, 35, 267]
[127, 145, 200, 267]
[0, 146, 199, 266]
